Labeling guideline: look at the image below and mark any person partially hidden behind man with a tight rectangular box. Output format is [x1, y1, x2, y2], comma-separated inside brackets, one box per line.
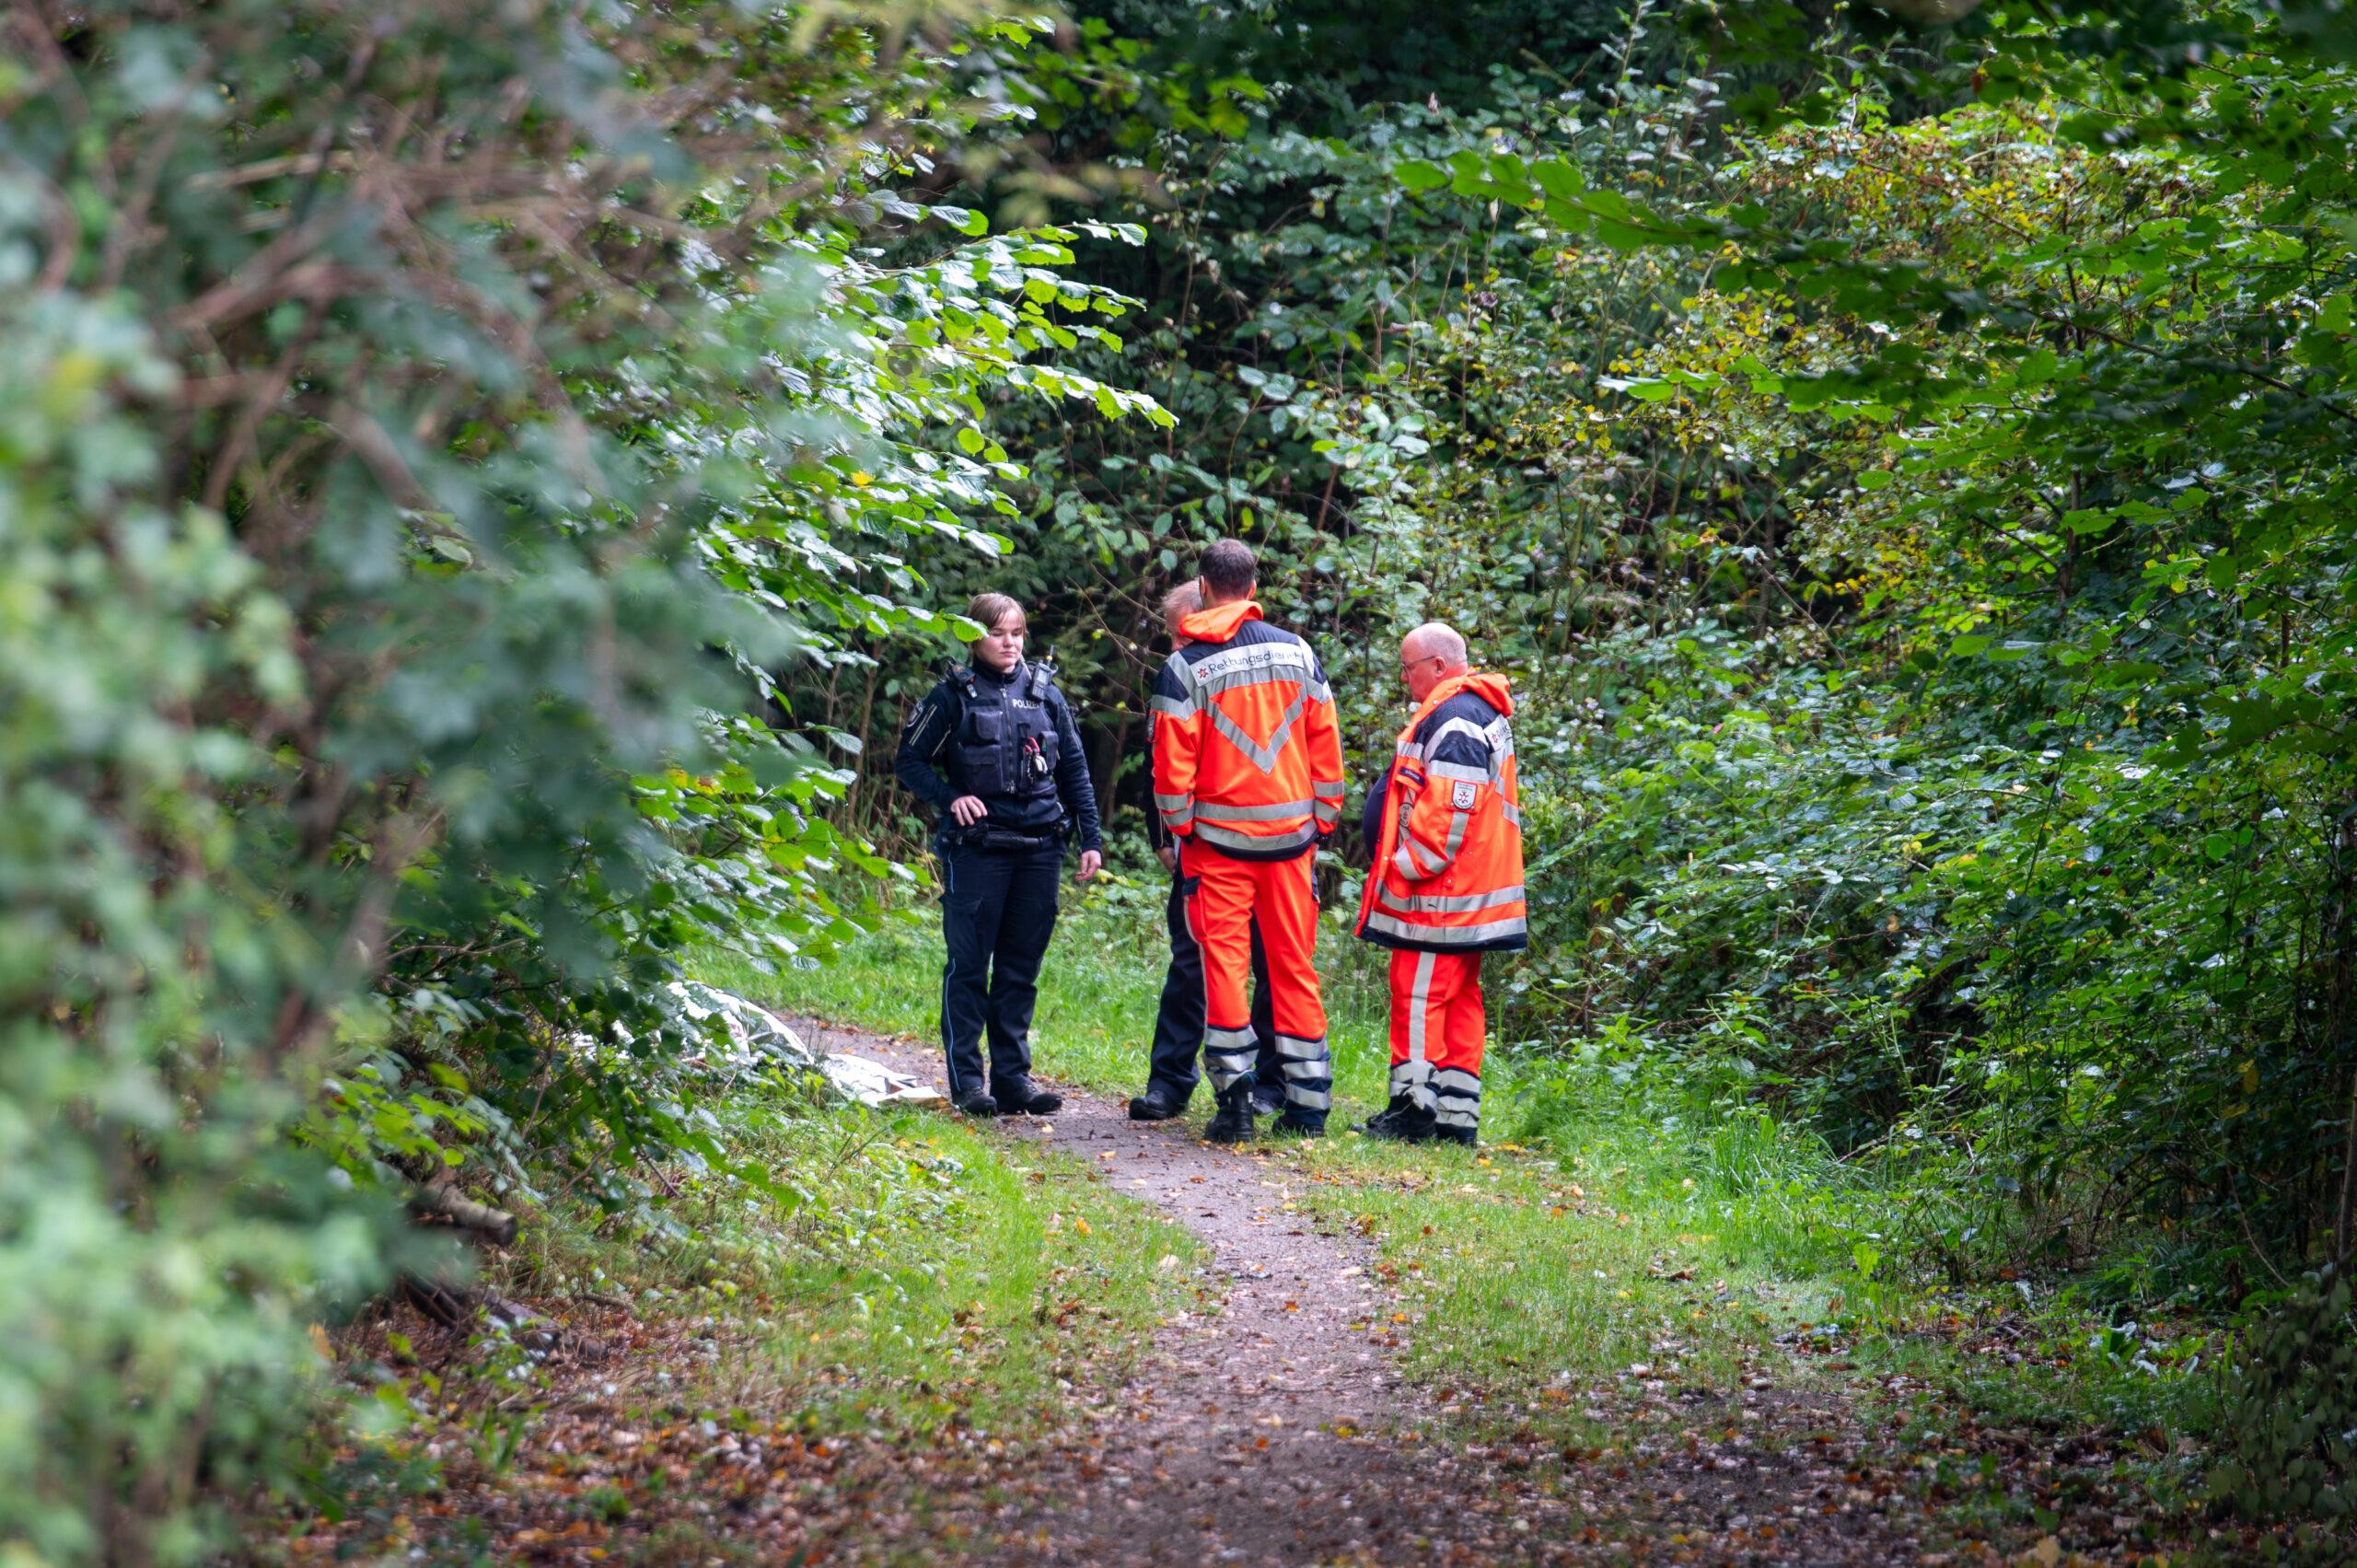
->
[1150, 540, 1345, 1142]
[1354, 621, 1527, 1145]
[1129, 579, 1281, 1124]
[893, 592, 1103, 1119]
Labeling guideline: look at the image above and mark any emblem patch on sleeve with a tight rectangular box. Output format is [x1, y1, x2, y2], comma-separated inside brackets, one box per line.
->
[1451, 781, 1478, 810]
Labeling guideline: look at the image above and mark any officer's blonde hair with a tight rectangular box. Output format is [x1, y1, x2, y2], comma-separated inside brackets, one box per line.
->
[966, 592, 1027, 637]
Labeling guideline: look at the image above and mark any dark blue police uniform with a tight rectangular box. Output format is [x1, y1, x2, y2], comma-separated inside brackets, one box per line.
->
[1142, 811, 1276, 1112]
[893, 658, 1100, 1108]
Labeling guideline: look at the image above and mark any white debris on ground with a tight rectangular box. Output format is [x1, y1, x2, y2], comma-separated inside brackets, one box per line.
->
[818, 1051, 944, 1108]
[666, 982, 941, 1107]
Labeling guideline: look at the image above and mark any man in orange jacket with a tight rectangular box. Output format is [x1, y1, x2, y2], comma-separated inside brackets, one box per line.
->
[1151, 540, 1346, 1143]
[1355, 622, 1526, 1145]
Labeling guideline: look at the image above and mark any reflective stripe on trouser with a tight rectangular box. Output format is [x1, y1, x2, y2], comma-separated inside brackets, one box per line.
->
[1187, 842, 1331, 1109]
[1387, 947, 1485, 1128]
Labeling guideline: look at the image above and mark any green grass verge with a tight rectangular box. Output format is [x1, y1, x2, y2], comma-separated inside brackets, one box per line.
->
[693, 896, 1897, 1451]
[496, 1077, 1206, 1442]
[1259, 1118, 1862, 1453]
[691, 893, 2224, 1483]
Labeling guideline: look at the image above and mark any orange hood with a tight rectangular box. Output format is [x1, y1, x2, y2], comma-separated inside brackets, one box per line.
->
[1177, 598, 1262, 644]
[1414, 670, 1515, 723]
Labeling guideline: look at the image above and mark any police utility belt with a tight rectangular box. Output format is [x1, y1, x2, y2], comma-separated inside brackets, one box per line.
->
[940, 822, 1068, 852]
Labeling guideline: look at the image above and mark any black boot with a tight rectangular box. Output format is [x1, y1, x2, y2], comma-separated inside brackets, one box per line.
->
[1203, 1080, 1258, 1144]
[1270, 1106, 1327, 1138]
[1432, 1120, 1477, 1147]
[993, 1078, 1062, 1116]
[955, 1089, 1000, 1118]
[1249, 1082, 1287, 1119]
[1358, 1096, 1434, 1144]
[1128, 1083, 1190, 1121]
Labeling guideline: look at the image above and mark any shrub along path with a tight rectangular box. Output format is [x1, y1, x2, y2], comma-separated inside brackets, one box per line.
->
[792, 1016, 1946, 1567]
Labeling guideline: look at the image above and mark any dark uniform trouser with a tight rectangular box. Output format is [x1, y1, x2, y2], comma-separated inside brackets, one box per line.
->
[939, 842, 1064, 1098]
[1146, 868, 1275, 1102]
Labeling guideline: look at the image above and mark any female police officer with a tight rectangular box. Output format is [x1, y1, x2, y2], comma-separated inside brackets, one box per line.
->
[893, 593, 1103, 1117]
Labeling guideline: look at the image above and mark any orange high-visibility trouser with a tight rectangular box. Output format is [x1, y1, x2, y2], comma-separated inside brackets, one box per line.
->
[1185, 842, 1332, 1113]
[1388, 948, 1485, 1131]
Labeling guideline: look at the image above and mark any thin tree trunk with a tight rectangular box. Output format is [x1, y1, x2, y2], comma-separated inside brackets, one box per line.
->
[1096, 655, 1144, 830]
[2325, 796, 2357, 1261]
[853, 654, 879, 837]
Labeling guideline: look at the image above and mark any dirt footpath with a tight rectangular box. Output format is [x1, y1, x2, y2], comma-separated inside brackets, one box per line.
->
[794, 1018, 1944, 1568]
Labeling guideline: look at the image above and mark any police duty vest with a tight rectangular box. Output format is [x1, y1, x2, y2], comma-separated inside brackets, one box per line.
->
[946, 660, 1062, 806]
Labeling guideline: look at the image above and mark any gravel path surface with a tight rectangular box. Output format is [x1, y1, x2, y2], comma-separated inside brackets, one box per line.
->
[793, 1018, 1945, 1568]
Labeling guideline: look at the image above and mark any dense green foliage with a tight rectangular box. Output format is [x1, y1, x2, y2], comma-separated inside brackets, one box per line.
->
[0, 0, 1168, 1555]
[1404, 6, 2357, 1301]
[791, 0, 2357, 1513]
[798, 0, 2357, 1317]
[11, 0, 2357, 1552]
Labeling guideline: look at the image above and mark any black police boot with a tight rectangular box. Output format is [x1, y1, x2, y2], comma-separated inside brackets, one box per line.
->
[955, 1088, 1000, 1118]
[1128, 1083, 1190, 1121]
[1358, 1096, 1435, 1143]
[1432, 1120, 1477, 1147]
[1270, 1106, 1327, 1139]
[993, 1078, 1062, 1116]
[1203, 1079, 1258, 1144]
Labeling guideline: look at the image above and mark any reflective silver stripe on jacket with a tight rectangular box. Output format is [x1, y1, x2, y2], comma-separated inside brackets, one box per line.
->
[1203, 687, 1310, 775]
[1192, 820, 1317, 854]
[1443, 804, 1472, 863]
[1376, 882, 1527, 915]
[1393, 837, 1447, 880]
[1424, 715, 1493, 754]
[1195, 797, 1315, 822]
[1188, 663, 1334, 706]
[1183, 639, 1328, 694]
[1311, 774, 1344, 828]
[1362, 910, 1528, 946]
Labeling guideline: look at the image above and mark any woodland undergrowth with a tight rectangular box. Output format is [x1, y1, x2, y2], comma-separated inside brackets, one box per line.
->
[15, 0, 2357, 1556]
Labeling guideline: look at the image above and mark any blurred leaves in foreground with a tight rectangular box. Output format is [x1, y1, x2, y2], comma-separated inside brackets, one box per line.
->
[0, 0, 1167, 1556]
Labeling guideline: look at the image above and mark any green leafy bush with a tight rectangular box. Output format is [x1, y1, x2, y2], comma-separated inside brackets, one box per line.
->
[2212, 1265, 2357, 1521]
[0, 0, 1168, 1556]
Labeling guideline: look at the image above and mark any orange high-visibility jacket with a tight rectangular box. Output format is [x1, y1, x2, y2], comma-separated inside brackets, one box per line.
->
[1355, 671, 1527, 952]
[1150, 599, 1345, 861]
